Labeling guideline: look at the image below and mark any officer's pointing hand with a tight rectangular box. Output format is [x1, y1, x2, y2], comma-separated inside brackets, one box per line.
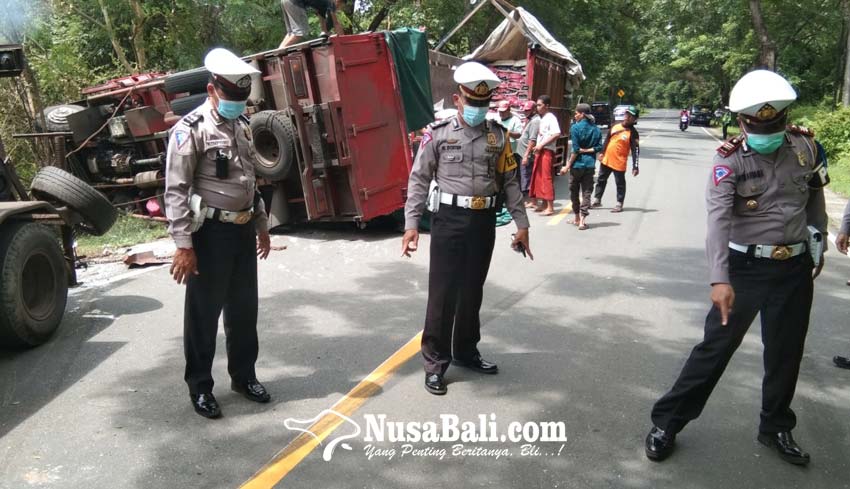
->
[257, 230, 271, 260]
[402, 229, 419, 257]
[171, 248, 199, 284]
[710, 283, 735, 326]
[837, 233, 848, 255]
[512, 228, 533, 260]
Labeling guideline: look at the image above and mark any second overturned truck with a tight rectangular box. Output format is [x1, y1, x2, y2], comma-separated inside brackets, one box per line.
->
[21, 32, 424, 229]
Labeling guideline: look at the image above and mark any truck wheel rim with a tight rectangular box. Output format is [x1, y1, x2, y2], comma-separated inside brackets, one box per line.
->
[253, 130, 280, 168]
[21, 251, 57, 321]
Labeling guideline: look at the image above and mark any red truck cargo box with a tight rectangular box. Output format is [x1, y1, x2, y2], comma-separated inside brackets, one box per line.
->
[256, 33, 413, 225]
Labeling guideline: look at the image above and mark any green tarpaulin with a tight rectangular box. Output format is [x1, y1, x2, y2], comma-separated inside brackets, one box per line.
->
[384, 28, 434, 132]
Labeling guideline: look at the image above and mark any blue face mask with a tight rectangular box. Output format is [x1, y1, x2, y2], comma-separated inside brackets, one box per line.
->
[216, 98, 247, 120]
[747, 131, 785, 154]
[462, 105, 489, 127]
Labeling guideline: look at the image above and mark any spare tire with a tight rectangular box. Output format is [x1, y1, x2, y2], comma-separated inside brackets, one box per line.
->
[250, 110, 296, 181]
[30, 166, 118, 236]
[164, 67, 210, 95]
[170, 93, 207, 117]
[0, 222, 68, 348]
[42, 104, 85, 132]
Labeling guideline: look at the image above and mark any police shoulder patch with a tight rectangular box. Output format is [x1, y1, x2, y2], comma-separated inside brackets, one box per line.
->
[787, 124, 814, 137]
[716, 137, 742, 158]
[420, 131, 433, 147]
[713, 165, 733, 186]
[174, 130, 190, 149]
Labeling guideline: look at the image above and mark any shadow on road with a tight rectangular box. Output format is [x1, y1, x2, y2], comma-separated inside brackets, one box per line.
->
[0, 294, 163, 439]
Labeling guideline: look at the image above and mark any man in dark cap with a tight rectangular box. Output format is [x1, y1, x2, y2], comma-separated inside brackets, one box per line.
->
[560, 103, 601, 229]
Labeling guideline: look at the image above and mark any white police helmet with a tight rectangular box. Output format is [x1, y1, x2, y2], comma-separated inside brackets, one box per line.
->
[729, 70, 796, 120]
[454, 61, 501, 105]
[204, 48, 260, 99]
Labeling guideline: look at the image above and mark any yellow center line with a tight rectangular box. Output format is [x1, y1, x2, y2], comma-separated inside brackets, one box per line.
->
[547, 204, 573, 226]
[240, 332, 423, 489]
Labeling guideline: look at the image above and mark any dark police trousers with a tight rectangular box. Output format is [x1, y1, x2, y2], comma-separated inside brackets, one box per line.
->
[421, 205, 496, 375]
[594, 165, 626, 204]
[651, 249, 814, 434]
[184, 219, 259, 395]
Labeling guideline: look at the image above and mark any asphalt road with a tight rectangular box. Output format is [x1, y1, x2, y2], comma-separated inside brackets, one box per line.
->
[2, 109, 849, 489]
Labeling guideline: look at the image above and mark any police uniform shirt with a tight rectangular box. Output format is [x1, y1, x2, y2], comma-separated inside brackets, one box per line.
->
[706, 131, 828, 284]
[165, 100, 269, 248]
[404, 115, 530, 231]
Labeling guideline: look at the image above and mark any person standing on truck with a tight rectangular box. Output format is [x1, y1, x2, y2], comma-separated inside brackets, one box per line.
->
[279, 0, 345, 49]
[592, 106, 640, 213]
[516, 101, 540, 204]
[401, 61, 532, 396]
[165, 48, 273, 419]
[529, 95, 561, 216]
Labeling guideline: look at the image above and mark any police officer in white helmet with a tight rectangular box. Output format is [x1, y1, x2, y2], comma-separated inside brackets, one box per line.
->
[645, 70, 829, 465]
[165, 48, 273, 419]
[402, 61, 531, 395]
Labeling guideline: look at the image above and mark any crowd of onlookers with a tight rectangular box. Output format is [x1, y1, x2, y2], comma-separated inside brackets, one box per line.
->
[493, 97, 641, 230]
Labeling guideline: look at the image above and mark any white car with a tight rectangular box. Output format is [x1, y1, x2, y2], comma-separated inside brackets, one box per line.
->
[613, 104, 629, 121]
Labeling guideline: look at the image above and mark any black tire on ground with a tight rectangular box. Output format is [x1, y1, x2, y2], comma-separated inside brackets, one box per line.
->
[249, 110, 296, 181]
[30, 166, 118, 236]
[164, 67, 210, 95]
[41, 104, 85, 132]
[170, 93, 208, 117]
[0, 222, 68, 348]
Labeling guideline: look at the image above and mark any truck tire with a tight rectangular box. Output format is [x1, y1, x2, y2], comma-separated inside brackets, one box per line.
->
[42, 104, 85, 132]
[0, 222, 68, 348]
[164, 67, 210, 95]
[250, 111, 296, 181]
[170, 93, 207, 116]
[30, 166, 118, 236]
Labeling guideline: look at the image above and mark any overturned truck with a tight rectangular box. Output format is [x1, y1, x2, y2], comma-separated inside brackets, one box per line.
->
[18, 32, 426, 228]
[429, 1, 584, 165]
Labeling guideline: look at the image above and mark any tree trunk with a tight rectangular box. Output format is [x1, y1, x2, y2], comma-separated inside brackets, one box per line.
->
[17, 63, 54, 166]
[340, 0, 356, 34]
[749, 0, 776, 69]
[128, 0, 147, 71]
[367, 0, 399, 32]
[842, 0, 850, 106]
[96, 0, 134, 72]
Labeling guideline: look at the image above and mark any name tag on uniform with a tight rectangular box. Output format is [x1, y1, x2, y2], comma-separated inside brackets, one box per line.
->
[485, 145, 502, 154]
[205, 138, 230, 149]
[441, 144, 462, 151]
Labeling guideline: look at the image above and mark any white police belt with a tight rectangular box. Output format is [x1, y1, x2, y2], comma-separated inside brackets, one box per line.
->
[203, 206, 254, 224]
[439, 193, 497, 210]
[728, 241, 806, 260]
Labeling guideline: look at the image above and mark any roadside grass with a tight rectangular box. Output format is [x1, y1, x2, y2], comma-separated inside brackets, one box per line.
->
[76, 213, 168, 257]
[826, 155, 850, 197]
